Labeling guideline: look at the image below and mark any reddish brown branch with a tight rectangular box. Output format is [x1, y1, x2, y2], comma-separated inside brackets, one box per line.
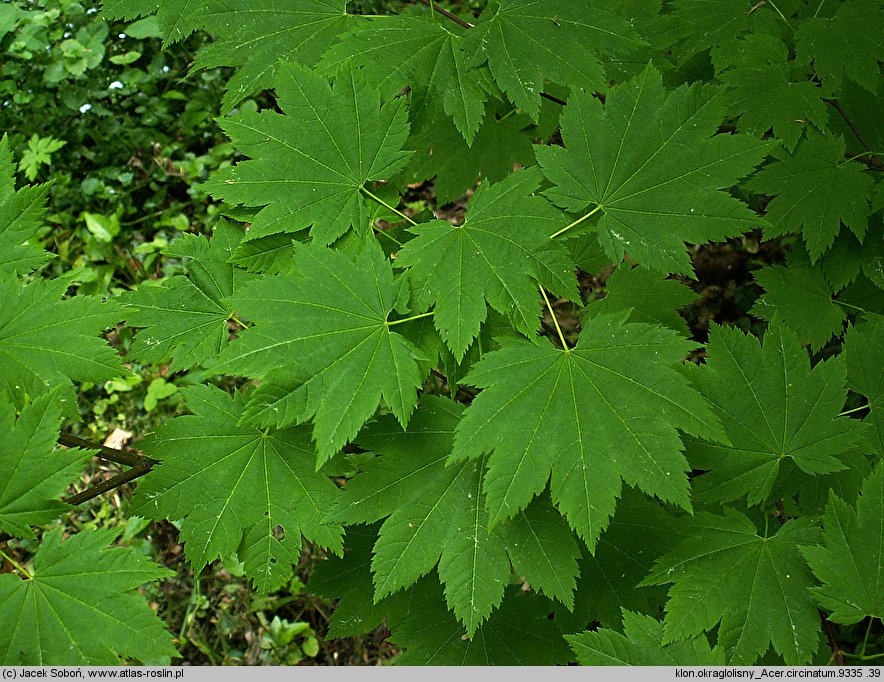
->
[420, 0, 473, 28]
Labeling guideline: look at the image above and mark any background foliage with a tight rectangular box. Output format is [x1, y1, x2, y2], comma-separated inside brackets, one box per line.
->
[0, 0, 882, 667]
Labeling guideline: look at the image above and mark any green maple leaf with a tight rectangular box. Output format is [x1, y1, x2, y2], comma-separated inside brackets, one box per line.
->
[0, 528, 176, 664]
[123, 221, 255, 372]
[401, 100, 537, 205]
[499, 492, 580, 609]
[0, 274, 124, 408]
[586, 264, 699, 337]
[683, 321, 866, 506]
[133, 385, 343, 592]
[328, 398, 510, 636]
[395, 168, 577, 360]
[750, 265, 846, 352]
[845, 319, 884, 456]
[101, 0, 204, 44]
[794, 0, 884, 93]
[670, 0, 780, 63]
[215, 241, 425, 463]
[567, 610, 723, 665]
[194, 0, 351, 112]
[643, 510, 822, 665]
[0, 135, 52, 276]
[0, 392, 91, 539]
[391, 585, 571, 665]
[319, 16, 485, 144]
[719, 34, 829, 152]
[801, 462, 884, 624]
[536, 65, 770, 275]
[453, 311, 726, 548]
[746, 132, 875, 260]
[464, 0, 643, 120]
[564, 490, 675, 629]
[205, 62, 412, 246]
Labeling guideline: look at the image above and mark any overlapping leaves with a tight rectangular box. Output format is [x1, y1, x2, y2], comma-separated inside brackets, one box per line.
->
[396, 168, 576, 360]
[206, 61, 411, 247]
[453, 311, 726, 548]
[0, 528, 176, 664]
[123, 220, 255, 372]
[214, 241, 424, 462]
[536, 65, 770, 275]
[133, 385, 343, 592]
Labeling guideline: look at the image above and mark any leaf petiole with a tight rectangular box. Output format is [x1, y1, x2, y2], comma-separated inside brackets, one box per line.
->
[550, 205, 602, 239]
[387, 310, 435, 327]
[0, 547, 33, 579]
[540, 288, 569, 351]
[361, 186, 418, 227]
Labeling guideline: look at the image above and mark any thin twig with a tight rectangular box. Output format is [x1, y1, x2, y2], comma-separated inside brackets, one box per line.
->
[416, 0, 567, 107]
[419, 0, 473, 28]
[58, 432, 156, 468]
[540, 92, 567, 107]
[825, 99, 876, 159]
[64, 460, 155, 507]
[821, 612, 846, 666]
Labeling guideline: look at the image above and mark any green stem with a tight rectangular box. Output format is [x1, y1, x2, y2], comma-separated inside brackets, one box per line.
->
[0, 548, 32, 579]
[838, 404, 870, 417]
[229, 314, 249, 329]
[373, 224, 404, 247]
[765, 0, 793, 30]
[387, 311, 434, 327]
[813, 0, 826, 17]
[360, 186, 417, 227]
[860, 618, 874, 657]
[843, 651, 884, 661]
[429, 0, 436, 21]
[550, 205, 602, 239]
[833, 299, 869, 314]
[839, 150, 884, 167]
[497, 107, 518, 123]
[540, 289, 569, 351]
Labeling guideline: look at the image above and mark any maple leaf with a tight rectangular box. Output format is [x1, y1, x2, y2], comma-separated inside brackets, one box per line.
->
[536, 65, 770, 275]
[194, 0, 351, 112]
[101, 0, 204, 44]
[499, 492, 580, 609]
[464, 0, 643, 120]
[319, 16, 485, 144]
[682, 321, 866, 506]
[395, 168, 578, 360]
[567, 610, 724, 665]
[391, 584, 571, 665]
[453, 311, 726, 548]
[586, 265, 699, 337]
[750, 265, 846, 352]
[123, 221, 255, 372]
[794, 0, 884, 94]
[0, 528, 176, 664]
[327, 397, 510, 636]
[563, 489, 675, 629]
[800, 462, 884, 624]
[214, 241, 425, 463]
[844, 319, 884, 456]
[719, 34, 829, 152]
[133, 385, 343, 592]
[0, 392, 91, 539]
[401, 100, 537, 205]
[0, 274, 124, 410]
[643, 510, 822, 665]
[746, 132, 875, 260]
[670, 0, 780, 63]
[0, 135, 52, 276]
[205, 62, 412, 246]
